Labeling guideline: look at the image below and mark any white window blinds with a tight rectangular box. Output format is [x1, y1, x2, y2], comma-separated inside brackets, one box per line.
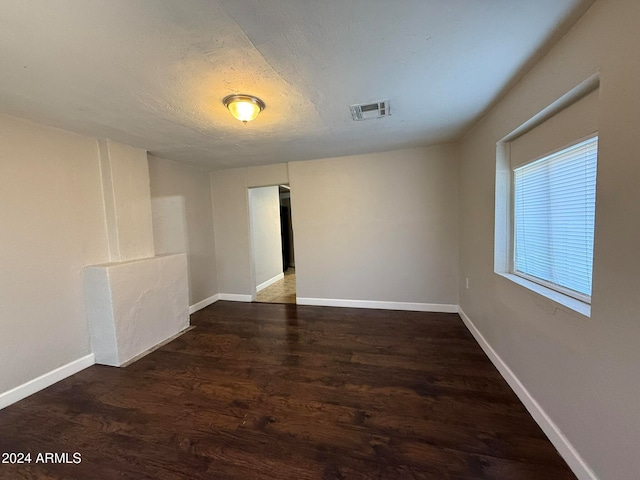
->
[513, 135, 598, 299]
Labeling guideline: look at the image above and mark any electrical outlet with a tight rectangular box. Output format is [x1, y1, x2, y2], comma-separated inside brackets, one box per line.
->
[465, 277, 469, 289]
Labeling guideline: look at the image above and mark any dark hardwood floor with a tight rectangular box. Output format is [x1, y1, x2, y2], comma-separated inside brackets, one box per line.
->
[0, 302, 575, 479]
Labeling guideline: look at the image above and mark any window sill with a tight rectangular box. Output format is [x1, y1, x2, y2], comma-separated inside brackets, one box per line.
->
[496, 272, 591, 318]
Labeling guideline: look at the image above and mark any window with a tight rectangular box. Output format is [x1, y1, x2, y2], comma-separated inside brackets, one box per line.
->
[494, 77, 599, 316]
[512, 135, 598, 302]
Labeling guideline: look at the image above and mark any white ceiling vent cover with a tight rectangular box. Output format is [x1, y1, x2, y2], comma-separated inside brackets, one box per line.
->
[349, 100, 390, 121]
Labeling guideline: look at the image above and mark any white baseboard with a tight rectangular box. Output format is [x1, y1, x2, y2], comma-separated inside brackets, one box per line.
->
[189, 294, 220, 314]
[219, 293, 253, 302]
[457, 307, 597, 480]
[0, 354, 95, 410]
[256, 272, 284, 293]
[296, 297, 458, 313]
[190, 293, 253, 306]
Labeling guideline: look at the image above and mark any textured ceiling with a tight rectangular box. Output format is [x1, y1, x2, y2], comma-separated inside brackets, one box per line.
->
[0, 0, 594, 170]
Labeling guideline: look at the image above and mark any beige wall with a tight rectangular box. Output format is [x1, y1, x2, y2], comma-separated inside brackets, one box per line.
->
[0, 114, 109, 393]
[249, 186, 284, 288]
[210, 147, 458, 306]
[148, 155, 218, 306]
[210, 164, 289, 296]
[99, 140, 155, 262]
[459, 0, 640, 478]
[289, 145, 459, 306]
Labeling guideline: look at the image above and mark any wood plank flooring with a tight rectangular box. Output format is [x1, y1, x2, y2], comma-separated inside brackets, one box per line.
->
[0, 302, 576, 479]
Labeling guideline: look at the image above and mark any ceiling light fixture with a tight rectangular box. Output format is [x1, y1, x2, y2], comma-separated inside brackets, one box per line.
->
[223, 94, 265, 123]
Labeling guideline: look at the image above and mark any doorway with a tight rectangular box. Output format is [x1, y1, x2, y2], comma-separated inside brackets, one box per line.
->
[248, 184, 296, 304]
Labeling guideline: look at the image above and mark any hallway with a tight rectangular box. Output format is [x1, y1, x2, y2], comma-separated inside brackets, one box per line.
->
[256, 268, 296, 304]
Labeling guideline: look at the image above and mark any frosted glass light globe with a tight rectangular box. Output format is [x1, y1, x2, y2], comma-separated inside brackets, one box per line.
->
[223, 94, 265, 123]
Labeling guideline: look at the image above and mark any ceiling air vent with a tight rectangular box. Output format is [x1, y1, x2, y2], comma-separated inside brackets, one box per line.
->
[349, 100, 390, 121]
